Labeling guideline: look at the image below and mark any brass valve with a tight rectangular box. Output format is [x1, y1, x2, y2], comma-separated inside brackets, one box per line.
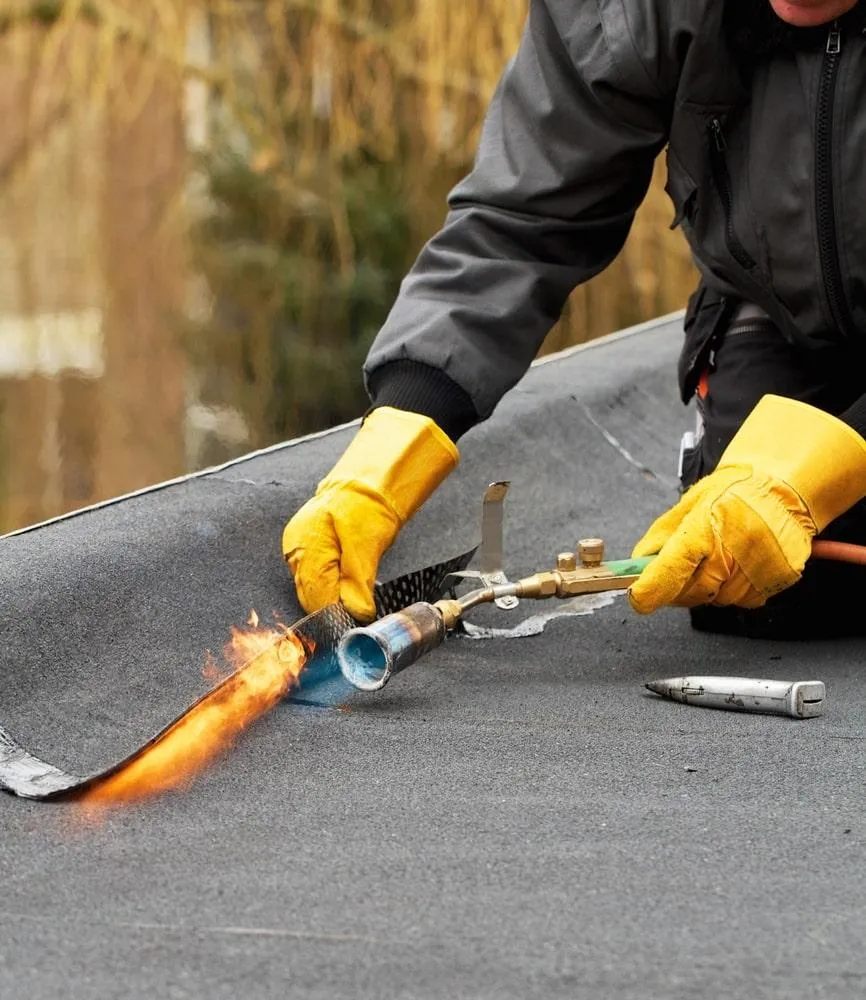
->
[403, 534, 643, 655]
[578, 538, 605, 567]
[514, 537, 626, 600]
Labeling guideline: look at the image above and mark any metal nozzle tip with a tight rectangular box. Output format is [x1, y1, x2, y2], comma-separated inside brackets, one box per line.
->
[338, 628, 392, 691]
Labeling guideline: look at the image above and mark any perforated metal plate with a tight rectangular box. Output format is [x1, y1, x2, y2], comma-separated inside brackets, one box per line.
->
[373, 549, 476, 617]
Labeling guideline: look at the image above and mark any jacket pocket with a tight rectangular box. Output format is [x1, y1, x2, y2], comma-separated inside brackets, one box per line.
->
[676, 283, 737, 404]
[664, 149, 698, 231]
[707, 117, 758, 271]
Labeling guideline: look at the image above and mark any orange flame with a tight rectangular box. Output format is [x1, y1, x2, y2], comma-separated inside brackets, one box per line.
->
[201, 649, 227, 684]
[79, 616, 310, 809]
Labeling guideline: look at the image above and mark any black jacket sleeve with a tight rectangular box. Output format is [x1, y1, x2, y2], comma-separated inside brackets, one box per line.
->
[364, 0, 678, 435]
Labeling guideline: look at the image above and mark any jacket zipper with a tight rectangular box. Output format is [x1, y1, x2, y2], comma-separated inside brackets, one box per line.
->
[707, 118, 757, 270]
[815, 21, 855, 338]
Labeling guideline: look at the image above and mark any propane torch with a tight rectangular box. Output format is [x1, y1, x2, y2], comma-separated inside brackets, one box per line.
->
[337, 527, 866, 692]
[338, 539, 653, 691]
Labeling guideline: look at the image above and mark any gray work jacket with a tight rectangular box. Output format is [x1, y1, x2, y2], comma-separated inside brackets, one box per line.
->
[365, 1, 866, 435]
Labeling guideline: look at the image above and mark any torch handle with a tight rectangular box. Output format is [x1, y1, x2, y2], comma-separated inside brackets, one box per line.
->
[603, 556, 655, 577]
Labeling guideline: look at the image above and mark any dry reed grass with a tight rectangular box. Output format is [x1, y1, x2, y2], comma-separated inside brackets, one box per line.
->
[0, 0, 695, 531]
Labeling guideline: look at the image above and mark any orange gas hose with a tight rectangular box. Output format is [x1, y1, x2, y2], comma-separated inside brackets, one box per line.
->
[811, 539, 866, 566]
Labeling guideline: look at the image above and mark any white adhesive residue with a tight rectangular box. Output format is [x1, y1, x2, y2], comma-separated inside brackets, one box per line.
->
[460, 591, 621, 640]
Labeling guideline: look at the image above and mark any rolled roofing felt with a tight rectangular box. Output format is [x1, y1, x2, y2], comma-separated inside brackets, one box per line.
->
[0, 549, 474, 800]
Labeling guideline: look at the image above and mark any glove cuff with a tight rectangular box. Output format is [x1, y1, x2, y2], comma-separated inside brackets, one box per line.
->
[318, 406, 459, 524]
[721, 394, 866, 531]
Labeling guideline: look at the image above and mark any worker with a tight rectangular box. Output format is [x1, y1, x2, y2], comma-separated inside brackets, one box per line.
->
[283, 0, 866, 639]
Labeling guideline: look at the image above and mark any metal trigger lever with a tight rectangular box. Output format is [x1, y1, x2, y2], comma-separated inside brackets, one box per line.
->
[444, 481, 519, 611]
[479, 482, 518, 610]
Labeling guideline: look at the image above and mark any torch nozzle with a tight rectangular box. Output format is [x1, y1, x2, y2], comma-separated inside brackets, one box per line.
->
[338, 581, 525, 691]
[338, 602, 449, 691]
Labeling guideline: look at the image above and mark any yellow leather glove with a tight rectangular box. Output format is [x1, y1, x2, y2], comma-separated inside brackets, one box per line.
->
[282, 406, 458, 622]
[628, 394, 866, 614]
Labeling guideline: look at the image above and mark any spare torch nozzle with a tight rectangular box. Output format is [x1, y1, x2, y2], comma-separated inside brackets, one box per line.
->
[338, 602, 449, 691]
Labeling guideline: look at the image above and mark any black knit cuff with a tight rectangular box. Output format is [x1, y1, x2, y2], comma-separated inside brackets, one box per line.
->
[366, 360, 479, 442]
[840, 393, 866, 441]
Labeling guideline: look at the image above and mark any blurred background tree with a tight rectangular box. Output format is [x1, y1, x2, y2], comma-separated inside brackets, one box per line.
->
[188, 145, 414, 461]
[0, 0, 695, 533]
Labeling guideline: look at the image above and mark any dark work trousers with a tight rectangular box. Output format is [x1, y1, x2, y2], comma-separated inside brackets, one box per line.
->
[679, 309, 866, 639]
